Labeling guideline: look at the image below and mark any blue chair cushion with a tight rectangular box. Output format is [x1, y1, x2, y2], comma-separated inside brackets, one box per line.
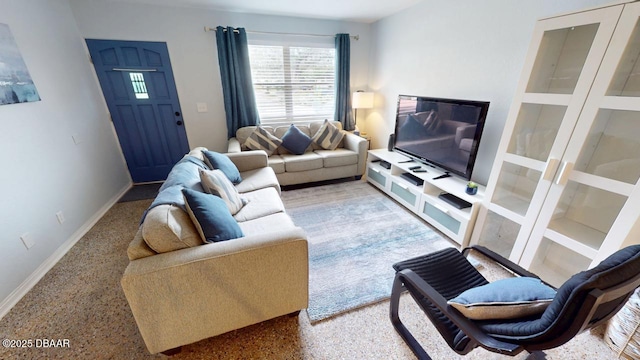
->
[202, 150, 242, 184]
[281, 124, 312, 155]
[479, 245, 640, 341]
[182, 188, 244, 243]
[448, 277, 556, 320]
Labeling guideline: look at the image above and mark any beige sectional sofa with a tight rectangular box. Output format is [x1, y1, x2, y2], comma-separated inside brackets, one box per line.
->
[122, 148, 308, 354]
[228, 121, 368, 186]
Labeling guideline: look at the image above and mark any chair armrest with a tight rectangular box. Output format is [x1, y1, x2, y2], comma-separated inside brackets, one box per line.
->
[228, 137, 242, 153]
[463, 245, 542, 281]
[396, 269, 523, 356]
[225, 150, 268, 172]
[342, 131, 368, 175]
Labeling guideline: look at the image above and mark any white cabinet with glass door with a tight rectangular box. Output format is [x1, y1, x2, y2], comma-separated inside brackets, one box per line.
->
[470, 2, 640, 287]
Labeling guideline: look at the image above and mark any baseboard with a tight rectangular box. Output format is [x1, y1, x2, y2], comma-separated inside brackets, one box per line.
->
[0, 181, 132, 319]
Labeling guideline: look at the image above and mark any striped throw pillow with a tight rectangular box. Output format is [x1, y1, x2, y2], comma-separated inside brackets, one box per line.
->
[243, 126, 282, 156]
[312, 119, 344, 150]
[199, 168, 248, 215]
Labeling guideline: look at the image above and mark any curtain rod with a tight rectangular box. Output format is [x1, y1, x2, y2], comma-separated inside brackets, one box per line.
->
[204, 27, 359, 41]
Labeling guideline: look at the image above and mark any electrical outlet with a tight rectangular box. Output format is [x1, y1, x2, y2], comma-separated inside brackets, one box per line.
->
[21, 233, 35, 249]
[56, 211, 65, 224]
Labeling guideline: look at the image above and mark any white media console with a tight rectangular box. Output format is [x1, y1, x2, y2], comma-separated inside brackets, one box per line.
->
[366, 149, 485, 246]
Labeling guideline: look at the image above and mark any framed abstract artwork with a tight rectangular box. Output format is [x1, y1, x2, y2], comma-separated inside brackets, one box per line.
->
[0, 23, 40, 105]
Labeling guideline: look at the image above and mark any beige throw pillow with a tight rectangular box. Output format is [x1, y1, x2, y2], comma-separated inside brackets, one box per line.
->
[312, 119, 344, 150]
[243, 126, 282, 156]
[199, 168, 248, 215]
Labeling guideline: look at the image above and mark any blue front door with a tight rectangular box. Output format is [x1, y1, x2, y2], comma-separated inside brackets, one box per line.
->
[86, 40, 189, 183]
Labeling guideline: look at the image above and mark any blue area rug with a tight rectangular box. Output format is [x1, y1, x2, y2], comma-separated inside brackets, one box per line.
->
[281, 181, 454, 323]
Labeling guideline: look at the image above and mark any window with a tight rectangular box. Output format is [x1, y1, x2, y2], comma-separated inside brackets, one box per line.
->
[248, 43, 335, 124]
[129, 72, 149, 99]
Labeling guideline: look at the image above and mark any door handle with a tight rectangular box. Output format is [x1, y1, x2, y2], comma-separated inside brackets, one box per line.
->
[542, 158, 560, 181]
[175, 111, 181, 116]
[176, 121, 183, 126]
[112, 68, 157, 72]
[555, 161, 574, 186]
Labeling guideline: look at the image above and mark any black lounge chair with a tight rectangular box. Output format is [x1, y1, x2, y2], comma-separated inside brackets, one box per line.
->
[390, 245, 640, 359]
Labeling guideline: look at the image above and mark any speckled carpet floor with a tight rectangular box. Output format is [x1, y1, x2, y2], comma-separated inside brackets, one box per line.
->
[0, 180, 617, 359]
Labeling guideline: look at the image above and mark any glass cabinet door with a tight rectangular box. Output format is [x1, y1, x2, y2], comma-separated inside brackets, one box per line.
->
[519, 3, 640, 287]
[473, 6, 623, 261]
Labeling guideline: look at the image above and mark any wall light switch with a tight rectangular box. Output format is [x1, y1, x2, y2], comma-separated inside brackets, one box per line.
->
[56, 211, 65, 224]
[21, 233, 35, 249]
[72, 134, 82, 145]
[196, 102, 208, 113]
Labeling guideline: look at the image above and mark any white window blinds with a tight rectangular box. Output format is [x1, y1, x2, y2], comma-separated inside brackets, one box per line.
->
[248, 44, 335, 124]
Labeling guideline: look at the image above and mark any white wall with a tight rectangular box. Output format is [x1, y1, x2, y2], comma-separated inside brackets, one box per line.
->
[68, 0, 372, 152]
[367, 0, 614, 184]
[0, 0, 130, 313]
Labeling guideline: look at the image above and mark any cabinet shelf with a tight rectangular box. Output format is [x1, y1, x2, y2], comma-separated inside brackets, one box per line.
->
[492, 194, 532, 217]
[546, 217, 605, 256]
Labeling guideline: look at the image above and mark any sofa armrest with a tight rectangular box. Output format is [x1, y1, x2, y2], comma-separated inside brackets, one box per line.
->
[121, 227, 309, 354]
[342, 131, 368, 176]
[226, 150, 268, 172]
[228, 137, 242, 153]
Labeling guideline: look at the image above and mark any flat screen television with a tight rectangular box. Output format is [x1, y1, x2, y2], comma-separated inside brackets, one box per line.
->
[393, 94, 489, 180]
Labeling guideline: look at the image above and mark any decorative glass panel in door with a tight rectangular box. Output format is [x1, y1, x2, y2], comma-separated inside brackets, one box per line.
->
[526, 24, 599, 94]
[469, 6, 623, 262]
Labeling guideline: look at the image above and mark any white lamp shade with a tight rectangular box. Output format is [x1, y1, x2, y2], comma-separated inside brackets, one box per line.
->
[352, 92, 374, 109]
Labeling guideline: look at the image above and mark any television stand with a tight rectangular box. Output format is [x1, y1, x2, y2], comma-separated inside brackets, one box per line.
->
[365, 149, 484, 246]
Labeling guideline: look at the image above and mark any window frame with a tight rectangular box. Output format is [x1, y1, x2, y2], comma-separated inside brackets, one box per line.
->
[248, 35, 336, 126]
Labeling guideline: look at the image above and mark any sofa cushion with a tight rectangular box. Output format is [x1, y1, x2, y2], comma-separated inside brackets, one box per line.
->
[199, 168, 247, 215]
[312, 119, 344, 150]
[281, 153, 323, 172]
[238, 212, 297, 236]
[142, 204, 203, 253]
[267, 155, 285, 174]
[281, 124, 313, 155]
[236, 166, 281, 195]
[315, 149, 358, 168]
[243, 126, 282, 156]
[448, 277, 557, 320]
[233, 187, 286, 222]
[202, 150, 242, 184]
[183, 188, 244, 243]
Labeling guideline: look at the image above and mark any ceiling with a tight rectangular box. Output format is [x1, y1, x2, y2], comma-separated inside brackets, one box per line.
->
[108, 0, 423, 23]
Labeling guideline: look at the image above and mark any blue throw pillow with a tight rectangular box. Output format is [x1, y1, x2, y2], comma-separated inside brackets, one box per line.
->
[202, 150, 242, 184]
[182, 188, 244, 243]
[281, 124, 312, 155]
[447, 277, 556, 320]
